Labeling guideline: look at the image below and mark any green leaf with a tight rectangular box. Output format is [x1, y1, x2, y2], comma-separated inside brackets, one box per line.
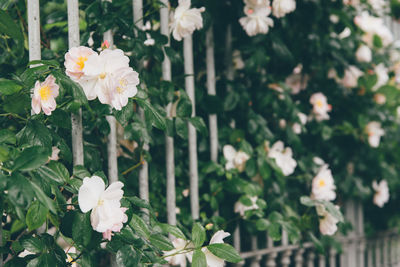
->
[192, 223, 206, 248]
[114, 101, 134, 126]
[26, 201, 48, 231]
[188, 117, 208, 136]
[116, 245, 140, 267]
[158, 223, 186, 240]
[35, 165, 65, 185]
[129, 214, 150, 238]
[27, 253, 58, 267]
[176, 90, 192, 117]
[136, 98, 166, 130]
[308, 232, 324, 254]
[207, 243, 242, 263]
[127, 196, 152, 210]
[72, 212, 92, 246]
[52, 71, 88, 106]
[17, 121, 52, 148]
[7, 173, 34, 208]
[13, 146, 50, 172]
[47, 162, 70, 182]
[323, 201, 343, 222]
[20, 236, 45, 254]
[73, 165, 90, 179]
[256, 218, 270, 231]
[0, 78, 23, 95]
[300, 196, 315, 207]
[29, 180, 56, 214]
[0, 129, 16, 144]
[149, 233, 174, 251]
[192, 249, 207, 267]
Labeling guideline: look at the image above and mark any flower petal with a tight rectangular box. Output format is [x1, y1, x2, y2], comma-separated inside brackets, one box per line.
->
[78, 176, 105, 213]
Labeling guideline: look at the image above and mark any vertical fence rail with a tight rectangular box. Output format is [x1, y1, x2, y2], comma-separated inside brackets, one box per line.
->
[160, 0, 177, 226]
[28, 0, 41, 62]
[133, 0, 150, 204]
[67, 0, 84, 166]
[183, 35, 199, 220]
[206, 27, 218, 163]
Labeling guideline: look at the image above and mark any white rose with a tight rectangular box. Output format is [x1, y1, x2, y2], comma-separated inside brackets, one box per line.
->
[272, 0, 296, 18]
[372, 180, 389, 207]
[170, 0, 205, 41]
[268, 141, 297, 176]
[365, 121, 384, 148]
[356, 45, 372, 63]
[311, 164, 336, 201]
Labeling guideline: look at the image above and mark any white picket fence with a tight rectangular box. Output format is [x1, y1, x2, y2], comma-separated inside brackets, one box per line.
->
[25, 1, 400, 266]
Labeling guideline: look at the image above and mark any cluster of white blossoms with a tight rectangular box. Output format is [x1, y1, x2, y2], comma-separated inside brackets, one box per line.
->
[170, 0, 205, 41]
[365, 121, 384, 148]
[267, 141, 297, 176]
[372, 180, 389, 207]
[78, 176, 127, 241]
[309, 92, 332, 121]
[64, 46, 139, 110]
[164, 231, 230, 267]
[31, 75, 60, 116]
[239, 0, 296, 36]
[223, 145, 250, 172]
[354, 12, 393, 48]
[310, 162, 340, 236]
[234, 196, 259, 216]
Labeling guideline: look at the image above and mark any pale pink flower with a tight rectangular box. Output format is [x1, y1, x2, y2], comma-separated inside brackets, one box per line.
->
[223, 145, 250, 172]
[48, 146, 60, 161]
[268, 141, 297, 176]
[102, 207, 128, 241]
[365, 121, 384, 148]
[342, 66, 363, 88]
[64, 46, 96, 81]
[356, 45, 372, 63]
[310, 92, 331, 121]
[372, 180, 389, 207]
[31, 75, 59, 116]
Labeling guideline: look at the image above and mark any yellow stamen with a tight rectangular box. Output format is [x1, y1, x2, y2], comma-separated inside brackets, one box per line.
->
[97, 199, 104, 206]
[318, 179, 326, 187]
[99, 73, 106, 79]
[39, 85, 51, 101]
[316, 100, 324, 108]
[76, 56, 88, 71]
[117, 79, 128, 94]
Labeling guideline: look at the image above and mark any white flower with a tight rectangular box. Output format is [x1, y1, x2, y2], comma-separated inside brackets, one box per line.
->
[239, 4, 274, 36]
[234, 196, 259, 216]
[223, 145, 250, 172]
[330, 14, 339, 24]
[298, 112, 307, 125]
[164, 238, 194, 267]
[365, 121, 384, 148]
[109, 67, 139, 110]
[338, 27, 351, 39]
[354, 12, 393, 47]
[311, 164, 336, 201]
[372, 180, 389, 207]
[31, 75, 60, 116]
[341, 66, 363, 88]
[292, 112, 307, 134]
[245, 0, 270, 5]
[313, 156, 325, 166]
[316, 205, 339, 236]
[272, 0, 296, 18]
[292, 123, 301, 134]
[201, 231, 230, 267]
[78, 176, 127, 234]
[372, 63, 389, 91]
[268, 141, 297, 176]
[309, 92, 331, 121]
[170, 0, 205, 41]
[356, 45, 372, 63]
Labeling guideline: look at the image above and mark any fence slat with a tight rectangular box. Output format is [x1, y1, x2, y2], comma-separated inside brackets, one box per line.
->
[307, 250, 315, 267]
[265, 235, 277, 267]
[28, 0, 41, 61]
[160, 0, 176, 227]
[206, 27, 218, 163]
[67, 0, 85, 166]
[250, 236, 261, 267]
[295, 248, 305, 267]
[183, 35, 199, 219]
